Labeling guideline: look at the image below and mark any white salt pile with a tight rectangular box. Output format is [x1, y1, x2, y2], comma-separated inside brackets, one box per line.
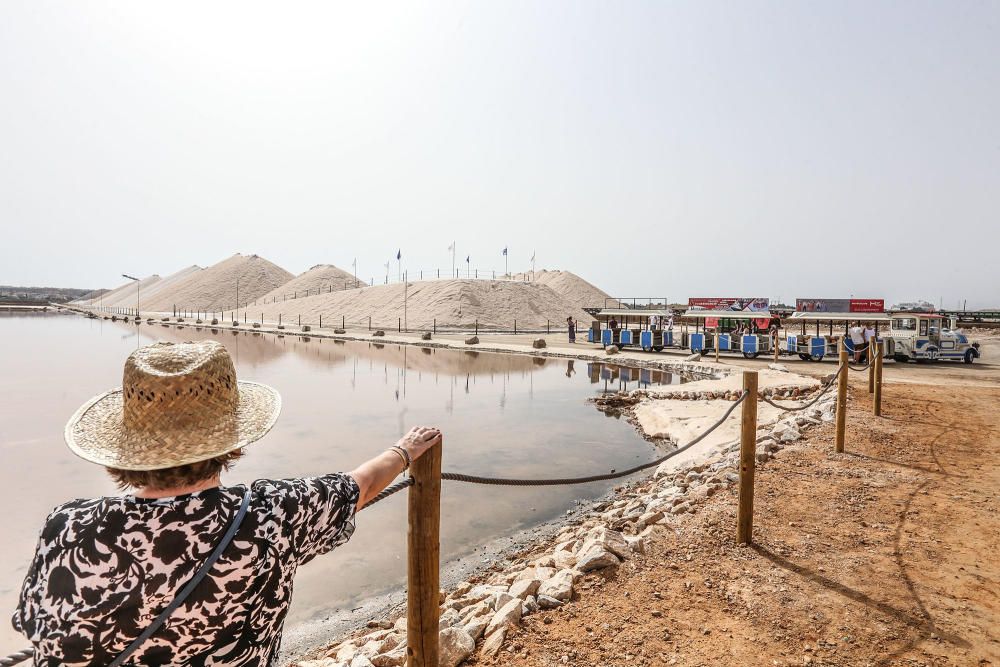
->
[514, 269, 620, 313]
[76, 274, 161, 307]
[238, 279, 588, 329]
[259, 264, 360, 303]
[140, 253, 293, 313]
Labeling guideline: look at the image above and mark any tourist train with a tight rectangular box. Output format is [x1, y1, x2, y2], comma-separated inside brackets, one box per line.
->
[586, 297, 980, 364]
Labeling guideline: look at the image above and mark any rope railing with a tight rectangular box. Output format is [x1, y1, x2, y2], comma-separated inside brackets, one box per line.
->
[759, 364, 843, 412]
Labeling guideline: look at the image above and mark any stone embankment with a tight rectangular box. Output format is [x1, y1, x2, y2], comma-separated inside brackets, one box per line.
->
[293, 371, 837, 667]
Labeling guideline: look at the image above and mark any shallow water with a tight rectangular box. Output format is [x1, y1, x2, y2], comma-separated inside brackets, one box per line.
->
[0, 313, 691, 652]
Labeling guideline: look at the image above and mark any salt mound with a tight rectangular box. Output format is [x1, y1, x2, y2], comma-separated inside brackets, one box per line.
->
[98, 265, 203, 309]
[259, 264, 360, 303]
[140, 253, 293, 313]
[513, 269, 618, 313]
[78, 274, 161, 307]
[238, 279, 588, 329]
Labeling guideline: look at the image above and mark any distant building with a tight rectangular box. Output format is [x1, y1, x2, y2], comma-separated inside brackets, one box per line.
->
[891, 300, 936, 312]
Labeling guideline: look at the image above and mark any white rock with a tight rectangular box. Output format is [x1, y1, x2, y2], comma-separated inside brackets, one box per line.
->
[575, 544, 621, 572]
[582, 527, 630, 559]
[552, 550, 577, 569]
[522, 595, 539, 615]
[625, 535, 647, 554]
[485, 598, 523, 637]
[768, 363, 789, 372]
[371, 647, 406, 667]
[438, 608, 463, 629]
[480, 628, 506, 657]
[508, 578, 541, 600]
[351, 657, 375, 667]
[438, 627, 475, 667]
[537, 569, 575, 601]
[464, 616, 489, 641]
[537, 594, 563, 609]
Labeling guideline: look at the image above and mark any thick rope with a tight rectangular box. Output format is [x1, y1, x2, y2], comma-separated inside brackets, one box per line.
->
[360, 477, 414, 510]
[759, 364, 844, 412]
[441, 392, 747, 486]
[0, 649, 33, 666]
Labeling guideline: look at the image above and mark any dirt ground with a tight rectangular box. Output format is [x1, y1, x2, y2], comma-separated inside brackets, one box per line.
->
[475, 368, 1000, 666]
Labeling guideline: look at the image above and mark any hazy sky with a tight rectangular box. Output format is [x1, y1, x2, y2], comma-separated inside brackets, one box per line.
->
[1, 1, 997, 308]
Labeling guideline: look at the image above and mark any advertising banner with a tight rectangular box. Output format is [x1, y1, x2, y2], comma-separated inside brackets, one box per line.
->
[688, 297, 769, 312]
[795, 298, 885, 313]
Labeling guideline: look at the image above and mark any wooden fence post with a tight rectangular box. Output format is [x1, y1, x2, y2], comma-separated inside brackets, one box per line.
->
[835, 341, 848, 453]
[737, 370, 758, 544]
[407, 441, 442, 667]
[873, 341, 883, 416]
[868, 339, 875, 394]
[714, 328, 720, 363]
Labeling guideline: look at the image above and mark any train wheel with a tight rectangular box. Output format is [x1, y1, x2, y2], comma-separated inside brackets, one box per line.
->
[653, 346, 664, 352]
[642, 346, 652, 353]
[964, 349, 975, 364]
[809, 354, 824, 362]
[893, 354, 909, 363]
[743, 352, 759, 359]
[798, 353, 810, 361]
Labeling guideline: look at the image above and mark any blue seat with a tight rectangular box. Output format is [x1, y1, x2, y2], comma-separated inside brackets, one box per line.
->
[809, 337, 826, 358]
[620, 330, 633, 346]
[640, 331, 652, 349]
[601, 329, 612, 346]
[690, 333, 705, 352]
[741, 335, 758, 354]
[786, 334, 798, 352]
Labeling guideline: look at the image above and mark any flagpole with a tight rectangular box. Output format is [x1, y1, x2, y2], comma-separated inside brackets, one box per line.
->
[451, 242, 455, 279]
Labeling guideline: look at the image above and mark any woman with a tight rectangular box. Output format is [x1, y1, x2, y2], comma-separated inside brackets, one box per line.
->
[566, 315, 576, 343]
[13, 340, 441, 666]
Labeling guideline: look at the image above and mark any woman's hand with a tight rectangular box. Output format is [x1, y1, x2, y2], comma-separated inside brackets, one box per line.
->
[396, 426, 442, 463]
[350, 426, 443, 510]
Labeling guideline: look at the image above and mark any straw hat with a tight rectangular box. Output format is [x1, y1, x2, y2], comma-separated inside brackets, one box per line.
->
[65, 340, 281, 470]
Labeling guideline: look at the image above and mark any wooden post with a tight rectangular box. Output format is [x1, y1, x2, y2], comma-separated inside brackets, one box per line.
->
[868, 338, 875, 393]
[835, 341, 848, 453]
[407, 441, 441, 667]
[874, 341, 883, 416]
[714, 328, 720, 363]
[737, 370, 758, 545]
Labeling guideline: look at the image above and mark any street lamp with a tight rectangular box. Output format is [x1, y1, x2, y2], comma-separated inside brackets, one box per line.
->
[122, 274, 140, 318]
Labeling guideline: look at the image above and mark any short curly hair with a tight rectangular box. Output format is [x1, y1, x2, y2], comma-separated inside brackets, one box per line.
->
[106, 449, 244, 491]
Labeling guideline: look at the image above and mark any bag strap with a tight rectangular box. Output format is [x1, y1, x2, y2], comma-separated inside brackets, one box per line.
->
[108, 487, 253, 667]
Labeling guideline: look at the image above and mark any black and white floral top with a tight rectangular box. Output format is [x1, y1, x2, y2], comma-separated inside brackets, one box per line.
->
[12, 474, 360, 666]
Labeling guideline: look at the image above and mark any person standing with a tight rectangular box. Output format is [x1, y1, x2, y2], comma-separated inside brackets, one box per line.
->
[849, 321, 866, 362]
[864, 321, 877, 359]
[13, 341, 442, 666]
[566, 316, 576, 343]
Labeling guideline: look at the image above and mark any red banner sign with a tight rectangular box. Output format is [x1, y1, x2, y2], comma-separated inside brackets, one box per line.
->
[688, 297, 769, 312]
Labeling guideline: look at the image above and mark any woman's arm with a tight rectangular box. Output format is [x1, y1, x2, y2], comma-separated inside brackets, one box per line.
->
[349, 426, 442, 510]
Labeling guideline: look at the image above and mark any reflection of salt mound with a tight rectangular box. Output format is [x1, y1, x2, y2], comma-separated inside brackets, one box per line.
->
[139, 254, 293, 312]
[513, 269, 618, 313]
[242, 279, 589, 329]
[259, 264, 359, 302]
[76, 274, 161, 306]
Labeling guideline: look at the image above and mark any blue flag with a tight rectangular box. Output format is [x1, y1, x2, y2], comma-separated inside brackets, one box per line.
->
[396, 249, 401, 260]
[466, 255, 470, 263]
[502, 247, 507, 256]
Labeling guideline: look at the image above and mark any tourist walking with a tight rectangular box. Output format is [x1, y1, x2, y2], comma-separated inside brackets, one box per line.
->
[567, 315, 576, 343]
[12, 340, 442, 666]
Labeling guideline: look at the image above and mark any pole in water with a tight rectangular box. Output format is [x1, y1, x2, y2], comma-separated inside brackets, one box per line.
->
[835, 340, 848, 453]
[737, 371, 758, 545]
[407, 438, 441, 667]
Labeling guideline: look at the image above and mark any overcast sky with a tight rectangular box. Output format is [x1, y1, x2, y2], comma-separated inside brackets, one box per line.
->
[1, 1, 997, 308]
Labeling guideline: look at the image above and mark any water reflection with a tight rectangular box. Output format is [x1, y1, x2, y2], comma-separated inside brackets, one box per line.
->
[0, 314, 690, 652]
